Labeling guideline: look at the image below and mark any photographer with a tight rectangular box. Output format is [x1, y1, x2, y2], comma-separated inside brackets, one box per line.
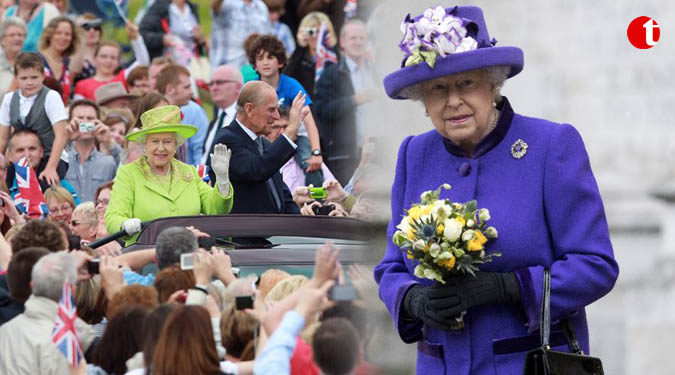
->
[295, 179, 355, 217]
[64, 99, 117, 203]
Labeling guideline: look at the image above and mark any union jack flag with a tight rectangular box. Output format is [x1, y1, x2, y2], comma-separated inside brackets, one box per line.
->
[51, 282, 83, 368]
[195, 164, 210, 182]
[13, 156, 49, 219]
[315, 22, 338, 83]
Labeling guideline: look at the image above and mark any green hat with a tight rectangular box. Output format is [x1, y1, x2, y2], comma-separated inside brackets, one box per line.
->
[126, 105, 198, 143]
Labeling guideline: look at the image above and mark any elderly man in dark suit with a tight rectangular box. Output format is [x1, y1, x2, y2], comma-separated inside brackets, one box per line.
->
[208, 81, 307, 214]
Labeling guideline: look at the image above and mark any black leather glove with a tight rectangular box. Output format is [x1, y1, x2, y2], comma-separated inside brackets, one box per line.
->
[402, 284, 461, 330]
[403, 272, 521, 330]
[441, 271, 521, 318]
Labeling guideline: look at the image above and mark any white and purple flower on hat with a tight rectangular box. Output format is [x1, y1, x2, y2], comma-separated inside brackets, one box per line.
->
[399, 14, 421, 55]
[398, 5, 478, 68]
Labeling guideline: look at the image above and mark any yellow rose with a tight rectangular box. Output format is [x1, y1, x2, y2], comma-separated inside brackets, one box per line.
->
[421, 204, 433, 216]
[407, 206, 422, 221]
[407, 229, 415, 240]
[475, 230, 488, 245]
[436, 224, 445, 235]
[455, 216, 466, 227]
[438, 255, 456, 269]
[467, 238, 483, 251]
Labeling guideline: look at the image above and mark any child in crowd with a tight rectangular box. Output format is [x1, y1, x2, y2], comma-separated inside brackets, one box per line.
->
[263, 0, 296, 57]
[248, 35, 324, 187]
[0, 52, 68, 186]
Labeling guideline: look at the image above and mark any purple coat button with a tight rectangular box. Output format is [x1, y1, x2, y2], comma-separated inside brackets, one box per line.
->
[459, 162, 471, 176]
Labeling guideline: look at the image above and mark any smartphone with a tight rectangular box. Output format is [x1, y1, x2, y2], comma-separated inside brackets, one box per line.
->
[180, 252, 200, 270]
[79, 122, 95, 133]
[235, 295, 254, 310]
[87, 259, 100, 274]
[329, 284, 358, 302]
[309, 187, 327, 200]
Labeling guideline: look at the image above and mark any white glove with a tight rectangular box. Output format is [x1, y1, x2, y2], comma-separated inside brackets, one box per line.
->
[211, 143, 231, 196]
[122, 218, 142, 235]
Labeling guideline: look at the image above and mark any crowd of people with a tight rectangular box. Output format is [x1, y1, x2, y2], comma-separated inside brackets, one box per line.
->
[0, 0, 383, 374]
[0, 219, 382, 375]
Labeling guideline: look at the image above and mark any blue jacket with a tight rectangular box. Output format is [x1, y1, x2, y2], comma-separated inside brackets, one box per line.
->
[374, 99, 619, 374]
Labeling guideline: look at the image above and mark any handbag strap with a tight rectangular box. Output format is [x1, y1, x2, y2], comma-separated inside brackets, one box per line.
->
[540, 269, 551, 348]
[540, 269, 584, 354]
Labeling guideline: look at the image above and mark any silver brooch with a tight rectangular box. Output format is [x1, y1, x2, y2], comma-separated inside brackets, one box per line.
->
[510, 139, 528, 159]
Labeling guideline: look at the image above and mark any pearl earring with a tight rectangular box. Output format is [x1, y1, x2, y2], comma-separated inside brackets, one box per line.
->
[492, 101, 497, 108]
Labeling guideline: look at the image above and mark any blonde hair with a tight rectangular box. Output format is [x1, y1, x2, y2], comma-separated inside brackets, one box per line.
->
[297, 12, 336, 49]
[4, 223, 24, 243]
[72, 202, 98, 226]
[44, 186, 75, 208]
[265, 274, 309, 302]
[258, 269, 291, 299]
[265, 275, 318, 343]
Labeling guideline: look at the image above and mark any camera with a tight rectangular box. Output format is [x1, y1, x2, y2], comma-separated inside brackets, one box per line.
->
[79, 122, 95, 133]
[180, 252, 200, 270]
[312, 203, 335, 216]
[329, 284, 358, 302]
[235, 295, 254, 310]
[197, 236, 216, 250]
[309, 187, 327, 200]
[87, 259, 100, 274]
[231, 267, 240, 278]
[68, 235, 82, 250]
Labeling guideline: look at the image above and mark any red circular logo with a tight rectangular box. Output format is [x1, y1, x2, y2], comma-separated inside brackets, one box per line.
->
[627, 16, 660, 49]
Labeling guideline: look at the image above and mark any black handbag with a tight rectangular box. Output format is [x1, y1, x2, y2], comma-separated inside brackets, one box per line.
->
[523, 269, 604, 375]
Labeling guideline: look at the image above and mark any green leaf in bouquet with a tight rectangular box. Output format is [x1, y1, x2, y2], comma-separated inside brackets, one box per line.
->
[462, 200, 477, 213]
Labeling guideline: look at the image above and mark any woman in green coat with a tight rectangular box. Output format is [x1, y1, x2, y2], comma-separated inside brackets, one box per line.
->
[105, 105, 234, 245]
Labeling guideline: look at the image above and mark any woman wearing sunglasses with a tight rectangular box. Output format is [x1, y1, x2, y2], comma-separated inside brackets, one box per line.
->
[70, 13, 102, 84]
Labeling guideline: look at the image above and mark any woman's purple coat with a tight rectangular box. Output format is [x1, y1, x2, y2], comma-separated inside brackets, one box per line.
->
[374, 99, 619, 374]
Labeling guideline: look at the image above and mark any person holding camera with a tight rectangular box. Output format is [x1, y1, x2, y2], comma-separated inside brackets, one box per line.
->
[64, 99, 117, 203]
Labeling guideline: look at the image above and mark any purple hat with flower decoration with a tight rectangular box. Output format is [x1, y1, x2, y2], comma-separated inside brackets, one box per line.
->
[383, 5, 524, 99]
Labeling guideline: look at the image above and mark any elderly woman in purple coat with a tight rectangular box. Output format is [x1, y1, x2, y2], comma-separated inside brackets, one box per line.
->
[374, 5, 619, 374]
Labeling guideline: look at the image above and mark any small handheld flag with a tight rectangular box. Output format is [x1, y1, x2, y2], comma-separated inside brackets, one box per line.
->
[13, 157, 49, 219]
[315, 23, 338, 83]
[51, 282, 83, 368]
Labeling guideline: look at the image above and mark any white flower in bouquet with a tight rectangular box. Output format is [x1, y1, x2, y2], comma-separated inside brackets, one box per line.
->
[397, 216, 412, 234]
[392, 230, 407, 246]
[431, 200, 451, 220]
[466, 219, 475, 228]
[443, 218, 463, 242]
[413, 239, 426, 251]
[479, 208, 491, 222]
[437, 250, 453, 260]
[462, 229, 475, 242]
[429, 243, 441, 257]
[420, 190, 433, 203]
[414, 264, 426, 279]
[424, 268, 444, 283]
[484, 226, 498, 239]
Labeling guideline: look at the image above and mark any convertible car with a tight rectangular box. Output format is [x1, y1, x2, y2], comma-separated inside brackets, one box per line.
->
[109, 214, 377, 278]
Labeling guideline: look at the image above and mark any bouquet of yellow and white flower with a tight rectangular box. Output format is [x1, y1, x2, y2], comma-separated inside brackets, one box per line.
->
[392, 184, 500, 283]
